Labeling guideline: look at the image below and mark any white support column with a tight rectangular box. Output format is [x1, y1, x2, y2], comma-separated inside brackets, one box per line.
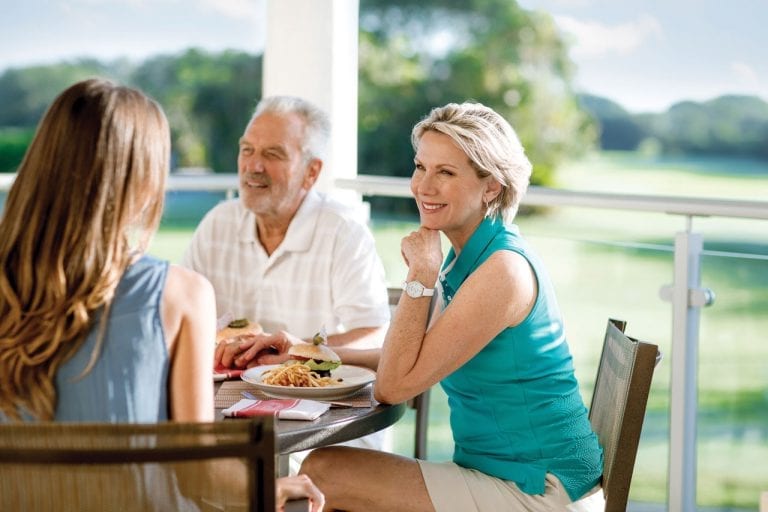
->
[668, 230, 700, 512]
[659, 220, 714, 512]
[263, 0, 359, 204]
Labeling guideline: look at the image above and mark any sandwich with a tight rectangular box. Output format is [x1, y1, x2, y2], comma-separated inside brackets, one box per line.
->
[287, 334, 341, 377]
[216, 318, 263, 345]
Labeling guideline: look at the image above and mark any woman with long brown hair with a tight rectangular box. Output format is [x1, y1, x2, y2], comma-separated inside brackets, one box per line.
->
[0, 78, 216, 423]
[0, 78, 325, 512]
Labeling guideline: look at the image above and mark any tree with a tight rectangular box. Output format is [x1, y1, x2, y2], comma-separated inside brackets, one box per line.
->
[132, 49, 262, 172]
[0, 60, 124, 128]
[0, 52, 262, 175]
[0, 128, 34, 173]
[191, 53, 263, 173]
[658, 96, 768, 158]
[358, 0, 597, 192]
[579, 94, 648, 150]
[0, 60, 131, 172]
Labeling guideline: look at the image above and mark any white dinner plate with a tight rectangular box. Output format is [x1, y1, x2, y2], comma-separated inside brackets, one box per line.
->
[241, 364, 376, 400]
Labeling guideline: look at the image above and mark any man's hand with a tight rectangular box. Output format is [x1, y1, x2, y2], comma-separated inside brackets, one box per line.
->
[214, 331, 298, 369]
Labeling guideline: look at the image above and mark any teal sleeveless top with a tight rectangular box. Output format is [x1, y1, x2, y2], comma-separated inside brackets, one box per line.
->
[53, 255, 170, 422]
[439, 217, 602, 501]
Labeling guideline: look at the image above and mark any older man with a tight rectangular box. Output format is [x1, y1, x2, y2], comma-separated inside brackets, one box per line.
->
[182, 96, 390, 366]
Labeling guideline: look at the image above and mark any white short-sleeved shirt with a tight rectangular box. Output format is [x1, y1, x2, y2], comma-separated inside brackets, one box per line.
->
[182, 190, 390, 345]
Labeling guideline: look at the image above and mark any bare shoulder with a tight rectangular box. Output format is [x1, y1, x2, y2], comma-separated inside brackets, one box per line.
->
[469, 250, 537, 311]
[482, 250, 535, 285]
[455, 250, 535, 306]
[482, 250, 538, 324]
[167, 263, 212, 288]
[162, 264, 216, 353]
[165, 264, 216, 311]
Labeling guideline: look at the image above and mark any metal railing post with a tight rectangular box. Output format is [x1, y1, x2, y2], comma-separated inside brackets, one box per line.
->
[660, 218, 715, 512]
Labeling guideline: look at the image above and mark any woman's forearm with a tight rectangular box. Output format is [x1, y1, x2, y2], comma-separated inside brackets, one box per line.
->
[374, 297, 433, 403]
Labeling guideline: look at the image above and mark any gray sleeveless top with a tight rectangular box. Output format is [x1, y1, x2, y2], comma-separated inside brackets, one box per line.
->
[1, 256, 204, 509]
[53, 255, 170, 422]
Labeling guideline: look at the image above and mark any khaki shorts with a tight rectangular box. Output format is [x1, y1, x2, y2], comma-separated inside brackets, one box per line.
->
[417, 460, 604, 512]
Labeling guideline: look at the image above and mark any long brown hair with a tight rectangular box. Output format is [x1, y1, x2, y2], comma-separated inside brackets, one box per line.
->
[0, 78, 169, 420]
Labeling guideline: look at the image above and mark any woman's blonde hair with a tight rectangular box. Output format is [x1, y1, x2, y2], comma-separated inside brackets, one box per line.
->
[0, 78, 169, 420]
[411, 102, 532, 222]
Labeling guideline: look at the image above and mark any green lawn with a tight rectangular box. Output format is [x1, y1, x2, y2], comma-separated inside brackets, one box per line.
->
[150, 151, 768, 509]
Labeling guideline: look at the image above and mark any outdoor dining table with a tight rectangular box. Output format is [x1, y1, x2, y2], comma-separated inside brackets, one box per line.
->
[213, 379, 407, 474]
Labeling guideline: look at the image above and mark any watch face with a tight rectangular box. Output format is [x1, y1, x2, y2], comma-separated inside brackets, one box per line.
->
[406, 281, 424, 298]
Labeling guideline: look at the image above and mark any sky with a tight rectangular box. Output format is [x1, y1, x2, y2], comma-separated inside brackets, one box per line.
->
[516, 0, 768, 112]
[0, 0, 267, 70]
[1, 0, 766, 114]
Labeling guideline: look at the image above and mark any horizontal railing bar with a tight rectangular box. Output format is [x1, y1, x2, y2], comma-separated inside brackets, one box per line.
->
[335, 175, 768, 221]
[2, 172, 767, 221]
[0, 173, 14, 190]
[533, 234, 767, 260]
[167, 173, 240, 191]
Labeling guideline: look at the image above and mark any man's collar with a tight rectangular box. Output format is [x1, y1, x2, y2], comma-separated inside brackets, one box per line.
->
[280, 189, 323, 253]
[237, 189, 323, 254]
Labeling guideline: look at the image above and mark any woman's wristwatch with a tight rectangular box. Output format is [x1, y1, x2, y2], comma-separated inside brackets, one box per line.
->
[403, 280, 435, 299]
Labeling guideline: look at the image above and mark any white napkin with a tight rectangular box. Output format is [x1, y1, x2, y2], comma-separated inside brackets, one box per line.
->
[222, 398, 330, 420]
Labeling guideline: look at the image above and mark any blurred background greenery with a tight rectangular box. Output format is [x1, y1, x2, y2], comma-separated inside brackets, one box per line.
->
[2, 1, 767, 197]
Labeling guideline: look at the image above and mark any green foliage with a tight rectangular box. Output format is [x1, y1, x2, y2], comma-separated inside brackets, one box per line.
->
[0, 59, 126, 127]
[658, 95, 768, 158]
[1, 3, 765, 190]
[132, 48, 262, 172]
[579, 94, 648, 150]
[582, 93, 768, 159]
[0, 49, 261, 174]
[0, 2, 608, 185]
[0, 127, 34, 172]
[359, 0, 598, 193]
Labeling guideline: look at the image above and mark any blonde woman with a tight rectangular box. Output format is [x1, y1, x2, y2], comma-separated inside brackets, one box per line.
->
[301, 102, 604, 511]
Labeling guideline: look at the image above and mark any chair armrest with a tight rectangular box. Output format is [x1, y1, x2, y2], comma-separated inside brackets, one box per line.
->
[284, 497, 311, 512]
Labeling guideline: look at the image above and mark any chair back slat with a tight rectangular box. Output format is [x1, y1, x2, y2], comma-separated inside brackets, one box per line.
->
[0, 419, 276, 512]
[589, 319, 660, 512]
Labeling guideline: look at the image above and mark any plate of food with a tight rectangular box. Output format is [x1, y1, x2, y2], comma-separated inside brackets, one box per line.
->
[241, 333, 376, 400]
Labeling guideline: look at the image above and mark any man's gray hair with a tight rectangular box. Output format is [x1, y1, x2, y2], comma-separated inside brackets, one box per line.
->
[253, 95, 331, 163]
